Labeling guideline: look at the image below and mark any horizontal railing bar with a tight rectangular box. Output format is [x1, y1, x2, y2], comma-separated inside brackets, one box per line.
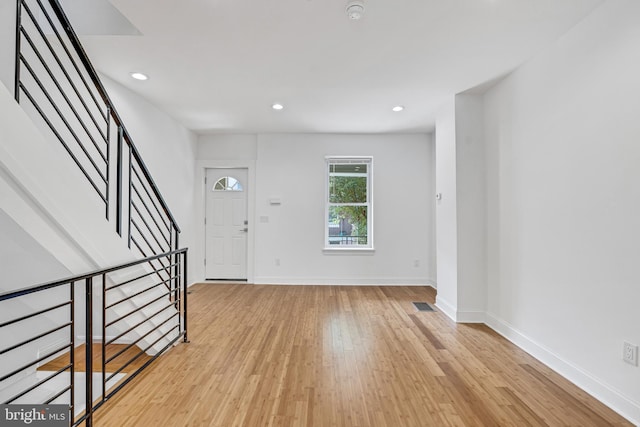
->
[131, 204, 170, 254]
[131, 171, 171, 233]
[148, 260, 174, 282]
[20, 54, 108, 183]
[30, 0, 108, 123]
[4, 364, 71, 404]
[103, 332, 184, 403]
[131, 220, 170, 265]
[105, 311, 177, 366]
[0, 343, 71, 383]
[104, 289, 173, 328]
[130, 237, 147, 258]
[132, 242, 173, 287]
[131, 165, 171, 233]
[19, 82, 108, 203]
[105, 260, 178, 292]
[105, 277, 174, 310]
[130, 228, 172, 282]
[0, 249, 187, 303]
[106, 269, 161, 292]
[44, 384, 71, 405]
[106, 322, 179, 381]
[128, 144, 181, 233]
[0, 322, 71, 356]
[131, 200, 170, 248]
[130, 242, 172, 286]
[20, 4, 108, 152]
[0, 300, 70, 327]
[105, 302, 175, 346]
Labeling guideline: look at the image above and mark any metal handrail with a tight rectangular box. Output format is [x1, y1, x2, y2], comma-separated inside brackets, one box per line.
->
[14, 0, 181, 252]
[40, 0, 180, 233]
[0, 248, 187, 303]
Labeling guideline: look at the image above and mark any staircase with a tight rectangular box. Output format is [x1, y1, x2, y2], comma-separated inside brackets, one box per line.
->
[0, 0, 188, 425]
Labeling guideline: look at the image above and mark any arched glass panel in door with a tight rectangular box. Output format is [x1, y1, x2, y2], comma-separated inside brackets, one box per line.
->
[212, 176, 243, 191]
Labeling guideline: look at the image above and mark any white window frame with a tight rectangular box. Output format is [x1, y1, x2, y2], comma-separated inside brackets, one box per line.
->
[324, 156, 374, 252]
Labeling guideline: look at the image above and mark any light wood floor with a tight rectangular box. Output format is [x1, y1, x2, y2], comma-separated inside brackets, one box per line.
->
[39, 343, 151, 373]
[93, 284, 631, 426]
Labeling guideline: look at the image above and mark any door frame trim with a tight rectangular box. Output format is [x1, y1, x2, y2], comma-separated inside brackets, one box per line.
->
[195, 160, 256, 283]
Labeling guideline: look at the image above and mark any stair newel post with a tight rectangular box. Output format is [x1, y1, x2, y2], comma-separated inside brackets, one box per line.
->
[70, 280, 75, 420]
[183, 250, 188, 343]
[174, 231, 179, 309]
[85, 277, 93, 426]
[116, 126, 123, 237]
[105, 107, 111, 221]
[101, 273, 106, 400]
[127, 143, 132, 249]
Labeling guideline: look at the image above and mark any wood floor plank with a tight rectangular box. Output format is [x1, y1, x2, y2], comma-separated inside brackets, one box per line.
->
[38, 343, 151, 373]
[92, 284, 633, 427]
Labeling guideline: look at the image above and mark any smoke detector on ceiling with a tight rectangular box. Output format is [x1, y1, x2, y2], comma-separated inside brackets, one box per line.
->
[346, 1, 365, 20]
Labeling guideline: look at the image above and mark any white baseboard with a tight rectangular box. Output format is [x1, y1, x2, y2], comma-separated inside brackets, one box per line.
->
[485, 313, 640, 426]
[434, 296, 457, 321]
[456, 310, 486, 323]
[252, 276, 436, 286]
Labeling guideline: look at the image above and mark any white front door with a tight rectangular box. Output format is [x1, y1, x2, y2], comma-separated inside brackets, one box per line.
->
[205, 168, 248, 280]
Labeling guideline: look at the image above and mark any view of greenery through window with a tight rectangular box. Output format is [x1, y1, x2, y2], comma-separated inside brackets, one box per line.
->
[327, 161, 370, 246]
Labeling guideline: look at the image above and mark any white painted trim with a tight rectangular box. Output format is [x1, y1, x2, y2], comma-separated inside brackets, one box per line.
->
[253, 276, 435, 286]
[322, 248, 375, 255]
[434, 295, 457, 322]
[195, 160, 257, 284]
[485, 313, 640, 426]
[324, 156, 374, 251]
[455, 310, 486, 323]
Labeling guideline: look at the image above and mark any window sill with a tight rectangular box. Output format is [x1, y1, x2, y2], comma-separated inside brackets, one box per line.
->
[323, 247, 375, 255]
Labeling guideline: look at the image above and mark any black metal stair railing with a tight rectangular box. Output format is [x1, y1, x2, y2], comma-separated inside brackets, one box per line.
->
[0, 249, 188, 427]
[7, 1, 189, 425]
[14, 0, 180, 273]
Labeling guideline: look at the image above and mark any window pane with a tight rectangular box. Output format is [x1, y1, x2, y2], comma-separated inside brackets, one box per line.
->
[331, 164, 367, 174]
[327, 206, 368, 245]
[329, 176, 367, 203]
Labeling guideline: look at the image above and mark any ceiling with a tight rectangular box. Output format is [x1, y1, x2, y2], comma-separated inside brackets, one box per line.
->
[66, 0, 603, 134]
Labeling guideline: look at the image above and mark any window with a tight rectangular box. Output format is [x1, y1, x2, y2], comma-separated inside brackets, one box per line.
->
[325, 157, 373, 250]
[212, 176, 243, 191]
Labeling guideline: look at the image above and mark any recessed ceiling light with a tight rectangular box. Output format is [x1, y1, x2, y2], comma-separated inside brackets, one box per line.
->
[272, 103, 284, 110]
[392, 105, 404, 112]
[130, 72, 148, 81]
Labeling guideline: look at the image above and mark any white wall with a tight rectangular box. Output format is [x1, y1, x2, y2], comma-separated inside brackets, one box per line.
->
[0, 208, 71, 290]
[196, 133, 435, 285]
[101, 75, 198, 282]
[455, 94, 487, 321]
[435, 94, 488, 322]
[435, 99, 458, 316]
[483, 0, 640, 422]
